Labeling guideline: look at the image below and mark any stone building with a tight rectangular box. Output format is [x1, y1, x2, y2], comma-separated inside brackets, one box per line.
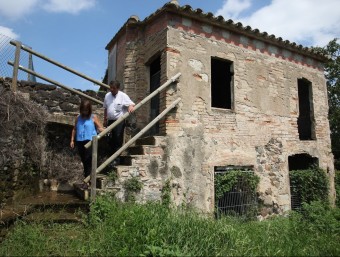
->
[104, 1, 334, 214]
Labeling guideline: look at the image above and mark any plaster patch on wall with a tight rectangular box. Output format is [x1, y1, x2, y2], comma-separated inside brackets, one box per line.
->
[188, 59, 204, 71]
[202, 25, 212, 33]
[222, 31, 230, 39]
[182, 17, 192, 27]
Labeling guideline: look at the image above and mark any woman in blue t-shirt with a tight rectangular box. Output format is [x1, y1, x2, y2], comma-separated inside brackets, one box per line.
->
[70, 99, 104, 187]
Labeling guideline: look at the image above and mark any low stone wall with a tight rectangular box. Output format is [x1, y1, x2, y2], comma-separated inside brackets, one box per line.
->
[1, 78, 106, 125]
[0, 78, 104, 206]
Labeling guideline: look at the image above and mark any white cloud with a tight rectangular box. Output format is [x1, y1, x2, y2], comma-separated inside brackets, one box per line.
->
[216, 0, 251, 20]
[43, 0, 96, 14]
[0, 0, 40, 20]
[0, 26, 19, 39]
[0, 0, 96, 20]
[215, 0, 340, 47]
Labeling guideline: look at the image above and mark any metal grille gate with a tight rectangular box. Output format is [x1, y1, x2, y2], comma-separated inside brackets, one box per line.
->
[214, 167, 258, 219]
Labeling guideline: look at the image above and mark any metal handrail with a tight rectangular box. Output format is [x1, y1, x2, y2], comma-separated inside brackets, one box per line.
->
[84, 97, 181, 183]
[84, 72, 181, 149]
[8, 62, 103, 105]
[10, 40, 110, 90]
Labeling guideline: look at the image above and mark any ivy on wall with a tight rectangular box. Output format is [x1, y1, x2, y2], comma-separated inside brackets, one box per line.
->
[215, 170, 260, 201]
[290, 166, 329, 206]
[335, 170, 340, 207]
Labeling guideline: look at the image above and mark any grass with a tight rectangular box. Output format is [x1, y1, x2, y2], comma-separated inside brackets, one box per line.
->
[0, 196, 339, 256]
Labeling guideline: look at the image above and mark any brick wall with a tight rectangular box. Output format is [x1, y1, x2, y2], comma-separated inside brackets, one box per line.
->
[163, 16, 334, 214]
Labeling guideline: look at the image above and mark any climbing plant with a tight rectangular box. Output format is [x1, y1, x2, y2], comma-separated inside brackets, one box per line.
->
[215, 170, 260, 201]
[290, 166, 329, 206]
[123, 177, 143, 202]
[335, 170, 340, 207]
[161, 178, 172, 207]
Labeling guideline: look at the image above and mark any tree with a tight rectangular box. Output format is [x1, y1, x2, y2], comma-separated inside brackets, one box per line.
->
[317, 39, 340, 169]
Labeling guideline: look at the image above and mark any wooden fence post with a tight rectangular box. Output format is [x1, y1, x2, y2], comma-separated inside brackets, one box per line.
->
[90, 135, 98, 202]
[11, 41, 21, 92]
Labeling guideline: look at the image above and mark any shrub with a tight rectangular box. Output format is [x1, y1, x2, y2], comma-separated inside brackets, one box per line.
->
[289, 166, 329, 208]
[335, 170, 340, 207]
[123, 177, 143, 202]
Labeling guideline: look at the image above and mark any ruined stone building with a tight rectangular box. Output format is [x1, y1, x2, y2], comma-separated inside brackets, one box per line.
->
[104, 1, 334, 214]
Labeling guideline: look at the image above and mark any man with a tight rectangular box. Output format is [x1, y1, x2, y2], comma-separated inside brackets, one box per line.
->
[104, 80, 135, 165]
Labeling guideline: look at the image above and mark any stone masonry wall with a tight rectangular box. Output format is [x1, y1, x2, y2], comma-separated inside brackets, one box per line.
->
[3, 78, 107, 125]
[162, 16, 334, 214]
[0, 78, 111, 205]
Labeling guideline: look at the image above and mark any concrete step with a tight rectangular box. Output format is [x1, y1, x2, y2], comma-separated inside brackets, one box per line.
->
[135, 136, 166, 146]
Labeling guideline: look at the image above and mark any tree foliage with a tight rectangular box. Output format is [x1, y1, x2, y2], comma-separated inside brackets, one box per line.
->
[314, 39, 340, 169]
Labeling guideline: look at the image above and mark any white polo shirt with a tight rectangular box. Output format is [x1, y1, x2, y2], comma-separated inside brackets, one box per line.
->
[103, 91, 135, 120]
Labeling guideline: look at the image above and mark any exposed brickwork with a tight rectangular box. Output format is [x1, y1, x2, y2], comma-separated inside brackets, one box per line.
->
[103, 4, 334, 214]
[166, 13, 323, 71]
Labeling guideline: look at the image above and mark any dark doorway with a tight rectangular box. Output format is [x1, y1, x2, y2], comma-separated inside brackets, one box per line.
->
[297, 78, 315, 140]
[211, 58, 233, 109]
[149, 56, 161, 135]
[288, 153, 319, 210]
[288, 153, 319, 171]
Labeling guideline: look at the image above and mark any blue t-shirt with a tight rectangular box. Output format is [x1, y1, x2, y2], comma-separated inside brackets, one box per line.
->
[76, 114, 97, 141]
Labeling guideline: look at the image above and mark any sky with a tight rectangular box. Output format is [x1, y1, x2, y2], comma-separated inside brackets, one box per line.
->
[0, 0, 339, 91]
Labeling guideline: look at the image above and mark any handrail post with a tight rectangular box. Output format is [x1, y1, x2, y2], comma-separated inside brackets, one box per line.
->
[84, 97, 181, 183]
[90, 135, 98, 202]
[11, 41, 22, 92]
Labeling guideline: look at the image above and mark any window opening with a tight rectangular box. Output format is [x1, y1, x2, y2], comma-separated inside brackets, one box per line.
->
[214, 165, 258, 219]
[149, 56, 161, 135]
[211, 58, 234, 109]
[297, 78, 315, 140]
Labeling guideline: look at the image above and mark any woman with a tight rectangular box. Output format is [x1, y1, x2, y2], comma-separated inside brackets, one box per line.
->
[70, 99, 104, 188]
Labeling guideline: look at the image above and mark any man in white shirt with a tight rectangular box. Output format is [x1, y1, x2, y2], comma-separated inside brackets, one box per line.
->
[104, 80, 135, 164]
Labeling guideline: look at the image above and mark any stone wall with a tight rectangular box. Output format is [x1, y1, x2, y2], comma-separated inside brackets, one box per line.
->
[0, 78, 107, 125]
[163, 20, 334, 214]
[0, 78, 108, 206]
[0, 79, 46, 206]
[104, 10, 334, 214]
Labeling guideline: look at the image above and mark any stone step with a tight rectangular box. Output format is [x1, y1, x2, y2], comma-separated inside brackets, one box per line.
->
[135, 136, 166, 146]
[127, 145, 164, 155]
[120, 155, 151, 166]
[74, 178, 122, 200]
[0, 192, 88, 226]
[73, 184, 90, 201]
[23, 210, 83, 224]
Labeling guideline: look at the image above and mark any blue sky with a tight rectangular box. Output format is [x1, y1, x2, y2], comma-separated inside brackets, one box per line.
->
[1, 0, 339, 90]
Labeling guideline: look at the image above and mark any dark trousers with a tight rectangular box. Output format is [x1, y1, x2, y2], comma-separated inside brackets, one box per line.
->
[76, 140, 91, 178]
[107, 120, 125, 157]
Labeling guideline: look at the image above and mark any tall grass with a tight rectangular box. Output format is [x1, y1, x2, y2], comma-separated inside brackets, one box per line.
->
[1, 196, 339, 256]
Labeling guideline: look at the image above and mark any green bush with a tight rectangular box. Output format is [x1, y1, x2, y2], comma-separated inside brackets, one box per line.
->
[215, 171, 259, 201]
[300, 201, 340, 234]
[335, 170, 340, 207]
[289, 166, 329, 207]
[1, 197, 340, 256]
[123, 177, 143, 202]
[215, 170, 260, 219]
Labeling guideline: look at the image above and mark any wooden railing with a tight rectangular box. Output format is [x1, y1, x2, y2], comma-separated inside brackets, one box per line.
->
[84, 74, 182, 201]
[8, 40, 182, 201]
[8, 40, 109, 104]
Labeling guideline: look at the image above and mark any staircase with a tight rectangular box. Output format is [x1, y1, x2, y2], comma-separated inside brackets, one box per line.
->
[75, 135, 167, 201]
